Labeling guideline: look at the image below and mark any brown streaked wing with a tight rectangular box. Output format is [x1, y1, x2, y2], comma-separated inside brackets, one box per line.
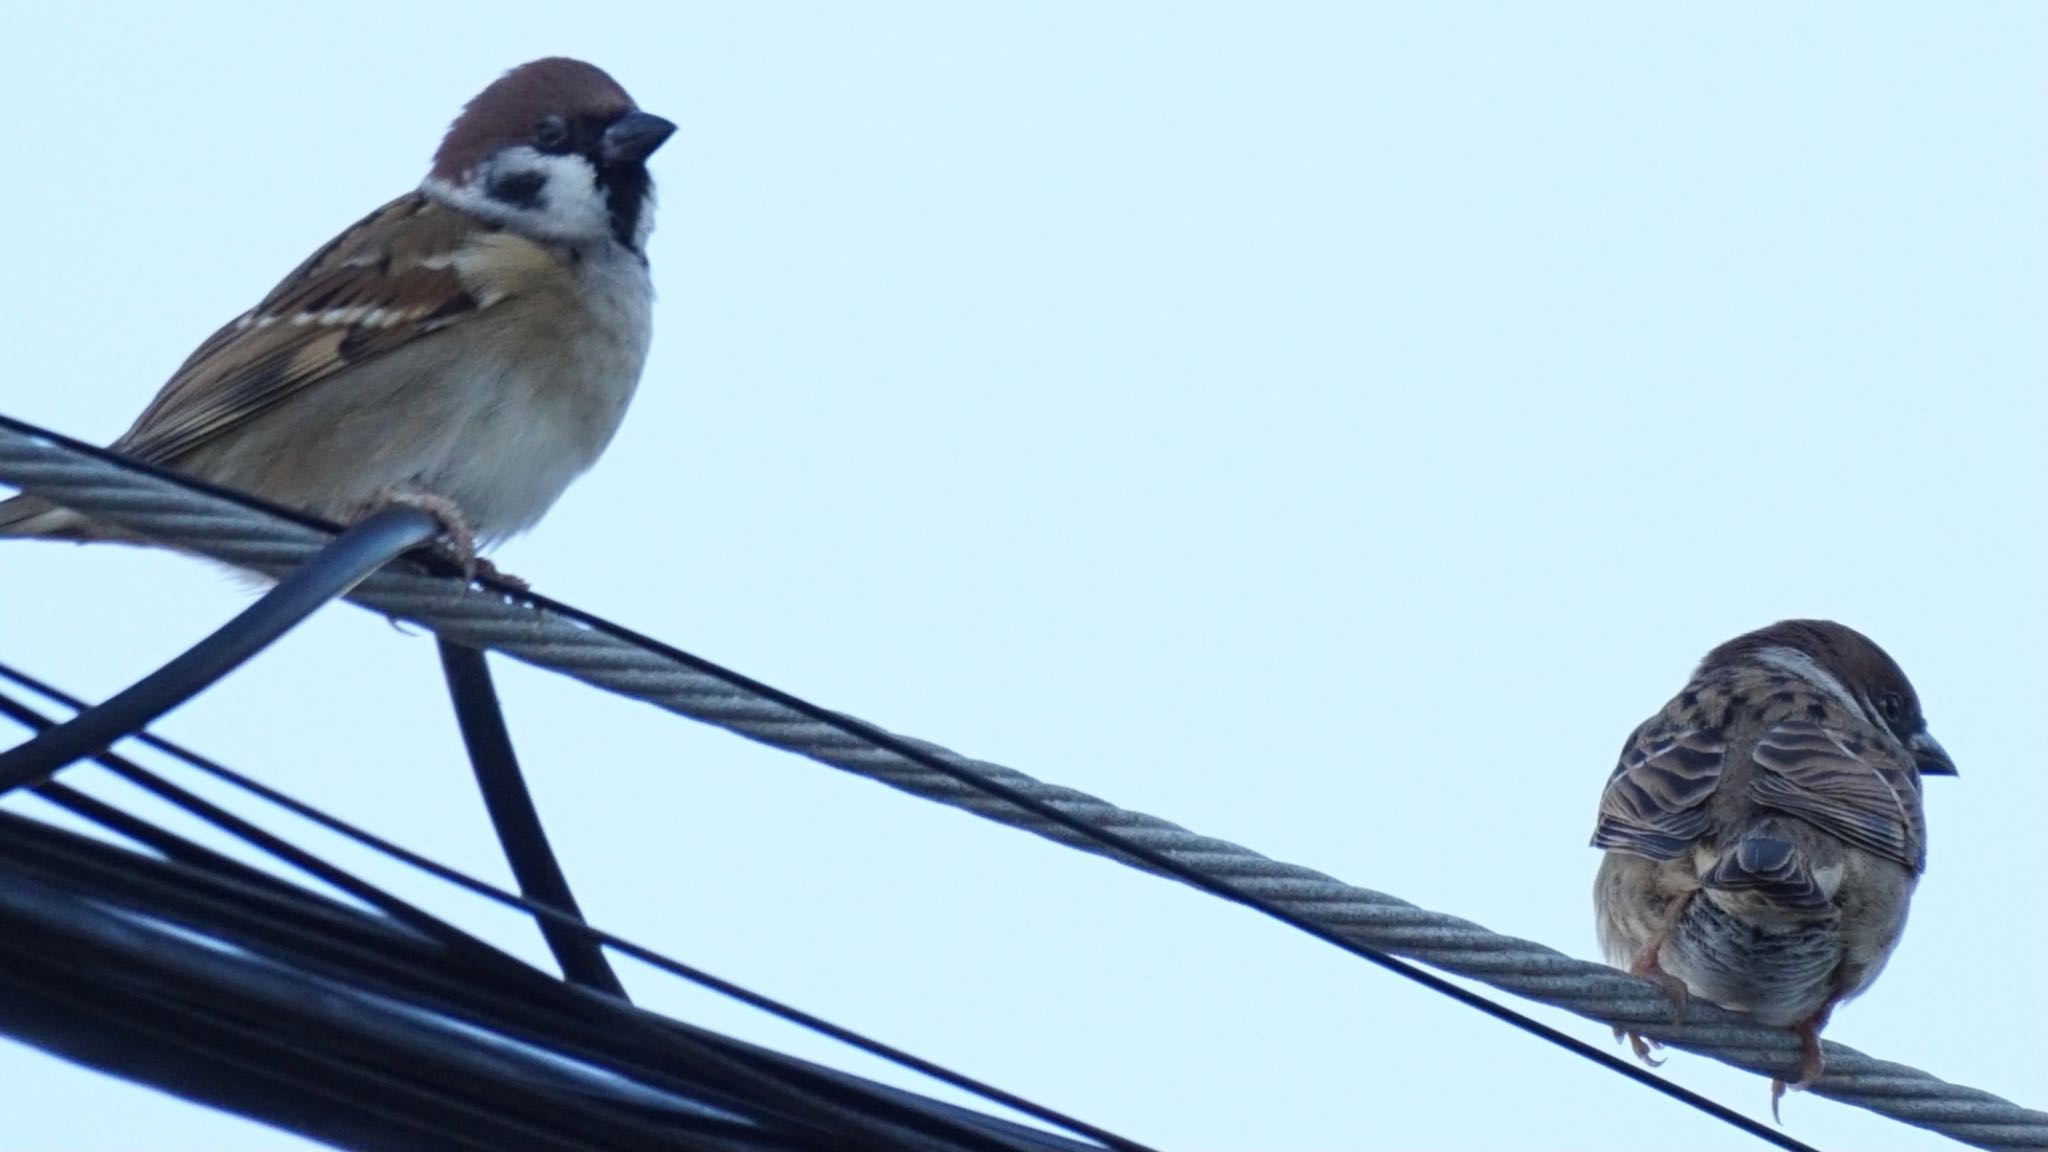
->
[1591, 720, 1727, 859]
[1746, 718, 1926, 871]
[113, 193, 488, 466]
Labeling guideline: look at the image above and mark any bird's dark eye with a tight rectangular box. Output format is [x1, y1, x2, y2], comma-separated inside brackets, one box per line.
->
[1878, 691, 1905, 721]
[532, 116, 570, 151]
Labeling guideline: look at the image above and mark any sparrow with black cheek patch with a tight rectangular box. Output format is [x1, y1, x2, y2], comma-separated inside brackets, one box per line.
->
[1591, 620, 1956, 1116]
[0, 58, 676, 584]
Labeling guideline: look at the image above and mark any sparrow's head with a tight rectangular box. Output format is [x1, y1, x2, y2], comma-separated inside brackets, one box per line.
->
[426, 58, 675, 254]
[1703, 619, 1957, 777]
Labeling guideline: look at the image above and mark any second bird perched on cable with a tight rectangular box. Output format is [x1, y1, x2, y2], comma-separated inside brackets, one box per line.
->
[1590, 619, 1955, 1114]
[0, 57, 675, 583]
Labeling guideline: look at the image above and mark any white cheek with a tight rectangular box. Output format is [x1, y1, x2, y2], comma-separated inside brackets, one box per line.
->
[425, 147, 612, 243]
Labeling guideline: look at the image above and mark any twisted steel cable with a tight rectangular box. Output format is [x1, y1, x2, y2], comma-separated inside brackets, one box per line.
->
[3, 419, 2041, 1152]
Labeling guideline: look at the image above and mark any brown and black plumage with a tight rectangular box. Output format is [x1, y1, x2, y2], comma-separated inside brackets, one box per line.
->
[1592, 620, 1955, 1113]
[0, 58, 674, 580]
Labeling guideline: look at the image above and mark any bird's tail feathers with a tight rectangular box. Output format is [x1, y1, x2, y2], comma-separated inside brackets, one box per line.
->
[1702, 831, 1834, 915]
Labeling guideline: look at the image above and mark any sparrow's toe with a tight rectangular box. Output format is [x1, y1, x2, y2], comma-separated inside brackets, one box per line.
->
[366, 489, 480, 578]
[1633, 963, 1692, 1027]
[1610, 929, 1691, 1068]
[1615, 1026, 1666, 1067]
[1790, 1014, 1828, 1088]
[1627, 935, 1692, 1026]
[472, 556, 529, 591]
[1770, 1008, 1832, 1122]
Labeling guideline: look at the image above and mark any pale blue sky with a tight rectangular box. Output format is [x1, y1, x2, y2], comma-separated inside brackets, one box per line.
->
[0, 5, 2040, 1149]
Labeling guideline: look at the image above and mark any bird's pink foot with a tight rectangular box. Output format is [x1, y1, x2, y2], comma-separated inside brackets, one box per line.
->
[471, 556, 529, 591]
[1616, 908, 1692, 1067]
[367, 489, 474, 566]
[1632, 953, 1692, 1025]
[1617, 959, 1688, 1065]
[1615, 1025, 1665, 1066]
[1769, 1006, 1833, 1122]
[362, 490, 523, 586]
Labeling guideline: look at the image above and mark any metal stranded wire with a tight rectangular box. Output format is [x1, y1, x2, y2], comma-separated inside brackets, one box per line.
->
[0, 669, 1790, 1152]
[3, 418, 2044, 1152]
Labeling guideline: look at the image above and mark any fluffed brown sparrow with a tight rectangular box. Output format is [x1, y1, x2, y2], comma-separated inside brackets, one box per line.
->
[1591, 619, 1955, 1115]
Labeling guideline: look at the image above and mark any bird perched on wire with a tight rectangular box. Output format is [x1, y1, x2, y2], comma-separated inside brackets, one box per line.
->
[0, 58, 675, 585]
[1590, 619, 1955, 1115]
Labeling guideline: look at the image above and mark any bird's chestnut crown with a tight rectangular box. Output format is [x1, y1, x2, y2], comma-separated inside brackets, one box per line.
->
[426, 58, 675, 253]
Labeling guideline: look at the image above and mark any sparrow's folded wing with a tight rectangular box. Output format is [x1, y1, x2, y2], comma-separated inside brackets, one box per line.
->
[1745, 718, 1927, 871]
[113, 194, 505, 465]
[1592, 720, 1727, 859]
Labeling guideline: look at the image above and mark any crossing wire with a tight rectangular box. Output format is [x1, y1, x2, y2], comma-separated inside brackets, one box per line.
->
[3, 414, 2042, 1152]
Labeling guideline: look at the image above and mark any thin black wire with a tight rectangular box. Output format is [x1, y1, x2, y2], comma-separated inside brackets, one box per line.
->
[0, 456, 622, 995]
[0, 556, 975, 1139]
[0, 755, 1030, 1152]
[439, 639, 628, 999]
[496, 611, 1830, 1151]
[0, 680, 1128, 1152]
[0, 503, 441, 794]
[0, 418, 1822, 1151]
[0, 688, 552, 988]
[0, 663, 1155, 1152]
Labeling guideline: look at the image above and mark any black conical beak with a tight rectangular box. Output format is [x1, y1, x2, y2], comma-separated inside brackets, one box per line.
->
[1910, 731, 1957, 777]
[603, 111, 677, 165]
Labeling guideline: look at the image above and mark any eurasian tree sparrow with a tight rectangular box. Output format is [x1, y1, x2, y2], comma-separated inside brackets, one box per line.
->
[0, 57, 675, 580]
[1591, 620, 1956, 1113]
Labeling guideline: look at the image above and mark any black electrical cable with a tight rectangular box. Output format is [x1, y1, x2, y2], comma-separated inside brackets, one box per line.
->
[0, 663, 1158, 1152]
[0, 502, 442, 794]
[0, 434, 623, 994]
[0, 682, 1130, 1152]
[0, 780, 994, 1152]
[0, 418, 1823, 1151]
[0, 831, 788, 1152]
[486, 611, 1830, 1152]
[439, 639, 627, 999]
[0, 688, 557, 991]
